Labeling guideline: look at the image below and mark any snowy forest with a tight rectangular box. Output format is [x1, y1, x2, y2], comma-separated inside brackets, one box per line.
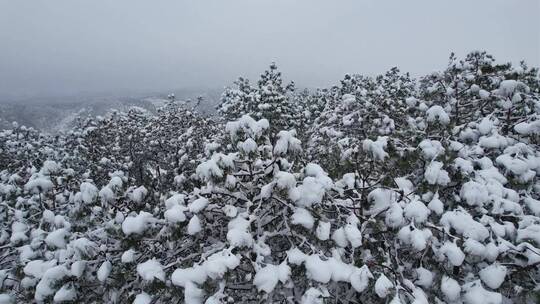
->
[1, 51, 540, 304]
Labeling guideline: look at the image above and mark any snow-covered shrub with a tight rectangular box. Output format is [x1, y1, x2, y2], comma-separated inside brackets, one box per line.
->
[0, 51, 539, 303]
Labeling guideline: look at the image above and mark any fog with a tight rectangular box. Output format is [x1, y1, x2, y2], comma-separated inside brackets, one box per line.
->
[0, 0, 539, 100]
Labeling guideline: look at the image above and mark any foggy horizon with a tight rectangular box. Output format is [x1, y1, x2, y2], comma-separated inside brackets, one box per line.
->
[1, 0, 539, 101]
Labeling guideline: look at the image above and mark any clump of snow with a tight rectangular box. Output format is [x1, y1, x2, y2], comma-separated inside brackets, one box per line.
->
[439, 241, 465, 266]
[129, 186, 148, 203]
[53, 284, 76, 302]
[478, 117, 494, 135]
[424, 161, 450, 185]
[99, 186, 115, 204]
[187, 215, 202, 235]
[275, 171, 296, 189]
[225, 115, 269, 140]
[418, 139, 445, 160]
[121, 249, 137, 263]
[45, 228, 70, 249]
[440, 209, 489, 241]
[97, 261, 112, 282]
[374, 274, 394, 298]
[122, 211, 154, 235]
[24, 259, 58, 279]
[133, 292, 152, 304]
[171, 249, 240, 289]
[367, 188, 398, 215]
[415, 267, 433, 288]
[344, 215, 362, 248]
[189, 197, 209, 213]
[385, 203, 404, 228]
[342, 94, 356, 108]
[227, 215, 253, 248]
[479, 264, 506, 289]
[514, 120, 540, 135]
[426, 105, 450, 125]
[460, 181, 489, 206]
[289, 164, 332, 207]
[238, 138, 258, 154]
[462, 280, 502, 304]
[24, 175, 54, 194]
[0, 294, 12, 304]
[35, 266, 71, 301]
[316, 221, 330, 240]
[291, 207, 315, 229]
[441, 276, 461, 301]
[164, 204, 188, 223]
[362, 137, 388, 161]
[427, 193, 444, 215]
[274, 130, 302, 155]
[479, 133, 509, 149]
[137, 259, 165, 282]
[404, 200, 430, 224]
[398, 225, 432, 251]
[253, 262, 290, 293]
[300, 288, 328, 304]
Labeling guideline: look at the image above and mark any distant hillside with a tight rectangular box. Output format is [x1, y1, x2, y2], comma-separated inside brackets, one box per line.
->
[0, 88, 222, 132]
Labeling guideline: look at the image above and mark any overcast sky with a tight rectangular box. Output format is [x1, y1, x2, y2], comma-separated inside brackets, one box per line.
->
[0, 0, 539, 100]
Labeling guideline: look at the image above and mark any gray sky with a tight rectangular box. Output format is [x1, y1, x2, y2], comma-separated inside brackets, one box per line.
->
[0, 0, 539, 100]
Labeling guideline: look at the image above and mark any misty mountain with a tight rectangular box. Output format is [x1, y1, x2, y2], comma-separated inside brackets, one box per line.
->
[0, 89, 222, 132]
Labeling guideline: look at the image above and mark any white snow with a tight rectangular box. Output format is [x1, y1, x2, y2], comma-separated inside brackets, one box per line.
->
[440, 209, 489, 241]
[424, 161, 450, 186]
[427, 193, 444, 215]
[301, 288, 328, 304]
[121, 249, 137, 263]
[189, 197, 209, 213]
[460, 181, 489, 206]
[130, 186, 148, 203]
[418, 139, 445, 160]
[24, 175, 54, 194]
[137, 259, 165, 282]
[253, 262, 290, 293]
[227, 215, 253, 248]
[441, 276, 461, 301]
[45, 228, 69, 249]
[385, 203, 404, 228]
[362, 137, 388, 161]
[462, 280, 502, 304]
[122, 211, 154, 235]
[99, 186, 115, 204]
[415, 267, 433, 288]
[426, 105, 450, 125]
[239, 138, 258, 154]
[24, 259, 57, 279]
[97, 261, 112, 282]
[275, 171, 296, 189]
[344, 216, 362, 248]
[404, 200, 430, 224]
[171, 249, 240, 292]
[274, 130, 302, 155]
[440, 241, 465, 266]
[478, 117, 494, 135]
[291, 207, 315, 230]
[53, 284, 76, 302]
[374, 274, 394, 298]
[133, 292, 152, 304]
[187, 215, 202, 235]
[35, 266, 70, 301]
[479, 264, 506, 289]
[225, 115, 269, 139]
[164, 204, 188, 223]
